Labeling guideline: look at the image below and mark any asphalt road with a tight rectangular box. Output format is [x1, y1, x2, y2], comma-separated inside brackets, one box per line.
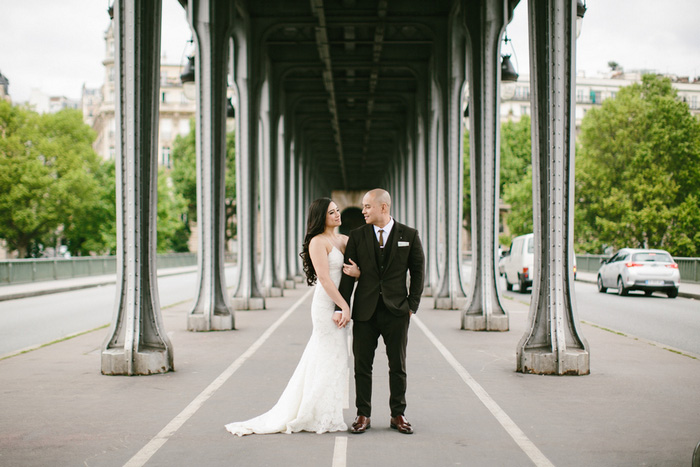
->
[0, 267, 238, 357]
[2, 267, 698, 359]
[498, 277, 700, 357]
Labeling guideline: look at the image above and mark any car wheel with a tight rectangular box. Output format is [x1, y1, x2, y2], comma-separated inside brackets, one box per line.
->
[667, 288, 678, 299]
[505, 278, 513, 291]
[617, 277, 628, 296]
[518, 276, 528, 293]
[644, 291, 653, 297]
[597, 275, 607, 293]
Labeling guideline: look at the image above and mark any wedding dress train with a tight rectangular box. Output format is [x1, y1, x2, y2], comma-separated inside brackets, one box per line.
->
[225, 247, 349, 436]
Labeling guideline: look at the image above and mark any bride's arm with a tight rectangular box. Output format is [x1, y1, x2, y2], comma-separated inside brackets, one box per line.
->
[309, 237, 351, 320]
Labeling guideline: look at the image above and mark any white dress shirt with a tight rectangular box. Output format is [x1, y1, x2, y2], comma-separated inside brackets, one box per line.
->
[373, 217, 394, 248]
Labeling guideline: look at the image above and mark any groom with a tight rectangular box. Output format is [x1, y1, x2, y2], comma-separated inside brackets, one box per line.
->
[337, 188, 425, 435]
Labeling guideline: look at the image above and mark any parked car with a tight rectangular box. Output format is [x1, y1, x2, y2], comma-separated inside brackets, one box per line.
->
[596, 248, 680, 298]
[501, 233, 534, 293]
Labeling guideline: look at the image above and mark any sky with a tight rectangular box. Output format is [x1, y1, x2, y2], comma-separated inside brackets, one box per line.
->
[1, 0, 699, 104]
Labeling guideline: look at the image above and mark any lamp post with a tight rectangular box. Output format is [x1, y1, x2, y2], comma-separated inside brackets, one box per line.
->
[576, 0, 587, 38]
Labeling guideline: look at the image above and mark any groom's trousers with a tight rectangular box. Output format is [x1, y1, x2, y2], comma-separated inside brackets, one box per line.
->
[352, 297, 411, 418]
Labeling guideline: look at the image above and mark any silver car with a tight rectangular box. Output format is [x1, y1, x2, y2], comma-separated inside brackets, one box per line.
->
[597, 248, 680, 298]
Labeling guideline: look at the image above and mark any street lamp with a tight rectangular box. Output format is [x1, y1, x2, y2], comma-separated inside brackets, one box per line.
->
[227, 97, 235, 118]
[576, 0, 587, 38]
[501, 55, 518, 83]
[180, 55, 196, 100]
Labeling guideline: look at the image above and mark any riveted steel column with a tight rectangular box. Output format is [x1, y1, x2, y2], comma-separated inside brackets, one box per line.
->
[187, 0, 235, 331]
[287, 137, 301, 284]
[415, 109, 430, 294]
[461, 0, 509, 331]
[102, 0, 173, 375]
[259, 77, 283, 298]
[436, 5, 469, 310]
[425, 78, 441, 297]
[231, 11, 265, 310]
[517, 0, 589, 375]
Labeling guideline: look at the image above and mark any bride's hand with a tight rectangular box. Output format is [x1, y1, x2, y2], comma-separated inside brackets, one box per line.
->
[337, 306, 351, 328]
[343, 259, 360, 278]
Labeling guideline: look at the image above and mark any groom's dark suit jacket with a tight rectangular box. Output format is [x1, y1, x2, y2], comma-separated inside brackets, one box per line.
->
[339, 221, 424, 320]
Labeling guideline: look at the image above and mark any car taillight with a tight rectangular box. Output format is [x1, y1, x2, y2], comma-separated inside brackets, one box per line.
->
[625, 262, 643, 267]
[522, 267, 529, 279]
[666, 263, 679, 269]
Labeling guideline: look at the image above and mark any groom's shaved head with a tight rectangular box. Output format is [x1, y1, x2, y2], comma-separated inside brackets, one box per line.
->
[367, 189, 391, 210]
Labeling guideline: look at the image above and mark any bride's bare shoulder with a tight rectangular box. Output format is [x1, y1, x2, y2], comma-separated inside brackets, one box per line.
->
[309, 234, 331, 254]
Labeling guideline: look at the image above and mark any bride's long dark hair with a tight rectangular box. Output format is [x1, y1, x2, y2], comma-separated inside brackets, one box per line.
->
[299, 197, 332, 286]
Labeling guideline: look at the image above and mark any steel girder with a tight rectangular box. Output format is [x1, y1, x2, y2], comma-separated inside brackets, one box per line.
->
[516, 0, 589, 375]
[186, 0, 237, 329]
[101, 0, 173, 375]
[461, 0, 509, 330]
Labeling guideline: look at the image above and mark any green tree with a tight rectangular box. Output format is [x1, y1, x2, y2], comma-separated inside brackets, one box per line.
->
[156, 167, 189, 253]
[576, 74, 700, 256]
[463, 116, 533, 244]
[0, 102, 107, 257]
[170, 120, 237, 247]
[500, 116, 533, 240]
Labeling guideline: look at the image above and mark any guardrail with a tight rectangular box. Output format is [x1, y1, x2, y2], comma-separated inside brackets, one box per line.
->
[575, 254, 700, 284]
[0, 253, 237, 286]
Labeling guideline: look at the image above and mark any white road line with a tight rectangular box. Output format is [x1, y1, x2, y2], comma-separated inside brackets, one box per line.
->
[412, 316, 555, 467]
[122, 289, 314, 467]
[332, 436, 348, 467]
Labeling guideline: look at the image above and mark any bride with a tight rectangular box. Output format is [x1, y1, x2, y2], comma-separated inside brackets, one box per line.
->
[225, 198, 360, 436]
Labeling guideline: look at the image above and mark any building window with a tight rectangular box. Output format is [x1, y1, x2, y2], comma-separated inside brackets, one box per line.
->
[520, 105, 529, 116]
[515, 86, 530, 100]
[162, 147, 171, 168]
[161, 92, 167, 103]
[109, 147, 115, 160]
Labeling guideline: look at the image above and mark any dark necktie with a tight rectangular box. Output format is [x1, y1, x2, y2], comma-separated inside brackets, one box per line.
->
[379, 229, 385, 248]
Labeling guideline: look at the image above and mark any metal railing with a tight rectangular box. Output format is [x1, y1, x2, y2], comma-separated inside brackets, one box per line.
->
[575, 254, 700, 284]
[0, 253, 237, 286]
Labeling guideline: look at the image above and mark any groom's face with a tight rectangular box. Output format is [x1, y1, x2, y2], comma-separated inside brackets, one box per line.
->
[362, 194, 382, 226]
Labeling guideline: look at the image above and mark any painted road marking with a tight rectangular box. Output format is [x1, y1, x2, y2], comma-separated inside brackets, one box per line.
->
[413, 315, 555, 467]
[332, 436, 348, 467]
[123, 289, 314, 467]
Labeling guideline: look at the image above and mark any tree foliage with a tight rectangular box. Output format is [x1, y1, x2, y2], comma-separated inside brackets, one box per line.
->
[463, 116, 533, 247]
[500, 116, 533, 240]
[170, 120, 237, 246]
[0, 100, 191, 257]
[0, 102, 106, 257]
[575, 74, 700, 256]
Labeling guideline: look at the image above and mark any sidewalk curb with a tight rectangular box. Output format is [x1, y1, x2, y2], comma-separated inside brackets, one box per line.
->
[576, 277, 700, 300]
[0, 267, 202, 302]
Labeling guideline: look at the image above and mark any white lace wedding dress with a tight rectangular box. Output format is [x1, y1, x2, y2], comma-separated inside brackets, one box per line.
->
[225, 247, 349, 436]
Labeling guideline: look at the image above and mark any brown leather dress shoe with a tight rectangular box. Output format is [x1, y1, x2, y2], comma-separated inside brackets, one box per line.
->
[390, 415, 413, 434]
[350, 415, 371, 434]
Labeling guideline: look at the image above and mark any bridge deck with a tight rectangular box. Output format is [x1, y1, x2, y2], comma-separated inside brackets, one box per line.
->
[1, 286, 699, 466]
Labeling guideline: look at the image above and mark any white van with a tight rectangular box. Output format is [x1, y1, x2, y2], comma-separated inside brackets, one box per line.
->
[501, 233, 534, 293]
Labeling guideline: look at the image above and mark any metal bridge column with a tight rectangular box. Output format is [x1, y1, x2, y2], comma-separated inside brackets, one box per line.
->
[517, 0, 589, 375]
[101, 0, 173, 375]
[231, 8, 265, 310]
[186, 0, 235, 330]
[425, 77, 442, 297]
[436, 5, 469, 310]
[259, 76, 283, 298]
[461, 0, 509, 331]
